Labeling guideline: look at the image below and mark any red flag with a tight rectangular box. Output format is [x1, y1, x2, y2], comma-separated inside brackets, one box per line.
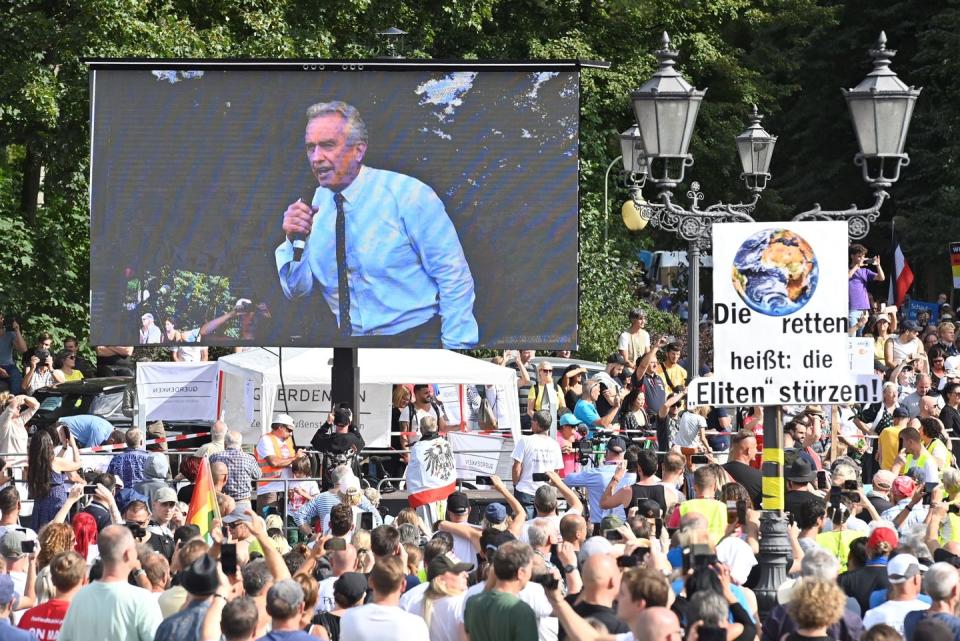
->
[891, 223, 914, 306]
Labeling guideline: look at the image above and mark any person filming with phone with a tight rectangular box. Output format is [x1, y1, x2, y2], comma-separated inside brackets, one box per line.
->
[848, 244, 884, 336]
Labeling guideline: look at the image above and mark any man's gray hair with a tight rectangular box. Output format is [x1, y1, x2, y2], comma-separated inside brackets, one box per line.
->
[943, 467, 960, 489]
[225, 431, 243, 449]
[328, 465, 352, 485]
[98, 524, 135, 566]
[924, 562, 960, 601]
[527, 525, 549, 549]
[689, 590, 728, 626]
[211, 421, 228, 442]
[801, 548, 840, 580]
[305, 101, 368, 147]
[420, 415, 438, 435]
[532, 410, 552, 432]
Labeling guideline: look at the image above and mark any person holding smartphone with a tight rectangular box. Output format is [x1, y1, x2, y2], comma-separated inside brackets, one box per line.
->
[848, 244, 884, 336]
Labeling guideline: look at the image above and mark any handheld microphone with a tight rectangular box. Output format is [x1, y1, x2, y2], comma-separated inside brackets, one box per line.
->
[292, 190, 318, 262]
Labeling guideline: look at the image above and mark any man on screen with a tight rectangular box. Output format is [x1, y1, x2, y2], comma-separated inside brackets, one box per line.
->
[275, 101, 479, 348]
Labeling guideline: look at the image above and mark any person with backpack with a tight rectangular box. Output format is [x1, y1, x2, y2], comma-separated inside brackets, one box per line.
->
[527, 361, 566, 436]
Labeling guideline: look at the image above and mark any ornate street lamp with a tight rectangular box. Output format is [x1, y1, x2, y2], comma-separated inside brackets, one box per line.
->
[630, 33, 705, 189]
[843, 31, 921, 188]
[604, 125, 649, 243]
[619, 31, 919, 619]
[736, 105, 778, 193]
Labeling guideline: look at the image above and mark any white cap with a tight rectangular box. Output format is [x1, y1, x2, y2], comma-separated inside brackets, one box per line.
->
[580, 536, 614, 559]
[338, 474, 361, 495]
[141, 313, 154, 321]
[888, 553, 925, 584]
[272, 413, 295, 428]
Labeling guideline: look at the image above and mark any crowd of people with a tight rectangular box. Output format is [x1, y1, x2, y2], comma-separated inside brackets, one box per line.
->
[2, 247, 960, 641]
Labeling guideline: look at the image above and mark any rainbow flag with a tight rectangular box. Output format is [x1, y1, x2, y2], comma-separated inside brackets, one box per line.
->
[187, 456, 221, 541]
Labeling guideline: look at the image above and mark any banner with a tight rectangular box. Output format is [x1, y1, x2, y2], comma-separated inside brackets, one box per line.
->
[713, 221, 851, 386]
[688, 374, 883, 407]
[242, 382, 393, 447]
[953, 243, 960, 289]
[448, 431, 503, 480]
[137, 362, 220, 421]
[904, 299, 939, 324]
[435, 384, 464, 428]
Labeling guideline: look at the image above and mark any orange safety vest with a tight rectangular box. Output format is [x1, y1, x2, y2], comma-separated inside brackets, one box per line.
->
[255, 432, 294, 478]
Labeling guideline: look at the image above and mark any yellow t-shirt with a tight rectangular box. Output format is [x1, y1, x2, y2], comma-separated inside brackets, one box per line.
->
[879, 426, 903, 471]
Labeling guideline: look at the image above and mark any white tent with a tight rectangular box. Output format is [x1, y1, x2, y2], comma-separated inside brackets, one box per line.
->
[218, 348, 520, 446]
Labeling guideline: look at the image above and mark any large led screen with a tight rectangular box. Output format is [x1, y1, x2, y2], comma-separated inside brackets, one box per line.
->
[89, 64, 580, 349]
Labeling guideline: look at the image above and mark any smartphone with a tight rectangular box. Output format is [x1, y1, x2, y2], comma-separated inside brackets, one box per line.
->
[816, 470, 829, 491]
[475, 476, 493, 486]
[786, 511, 795, 526]
[20, 540, 35, 554]
[691, 454, 709, 465]
[843, 480, 859, 491]
[604, 529, 624, 542]
[220, 543, 238, 575]
[83, 485, 98, 495]
[699, 627, 727, 641]
[726, 501, 738, 521]
[829, 486, 842, 510]
[532, 472, 550, 483]
[360, 512, 374, 531]
[736, 499, 747, 526]
[654, 518, 663, 539]
[924, 482, 938, 506]
[221, 525, 228, 541]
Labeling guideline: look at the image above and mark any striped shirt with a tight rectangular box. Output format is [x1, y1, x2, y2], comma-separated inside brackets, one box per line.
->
[291, 490, 382, 529]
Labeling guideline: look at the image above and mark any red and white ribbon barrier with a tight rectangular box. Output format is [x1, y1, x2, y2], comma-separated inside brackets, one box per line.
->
[79, 431, 211, 453]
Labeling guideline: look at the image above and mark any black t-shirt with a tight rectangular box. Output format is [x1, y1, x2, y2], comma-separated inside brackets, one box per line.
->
[630, 484, 668, 517]
[144, 531, 175, 561]
[313, 611, 342, 641]
[558, 599, 629, 641]
[82, 502, 113, 531]
[784, 490, 820, 520]
[723, 461, 763, 509]
[314, 431, 365, 455]
[839, 564, 890, 614]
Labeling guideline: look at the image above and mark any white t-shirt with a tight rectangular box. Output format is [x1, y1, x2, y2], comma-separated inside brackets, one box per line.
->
[511, 434, 564, 495]
[428, 593, 467, 641]
[863, 598, 929, 635]
[674, 412, 706, 448]
[316, 576, 337, 613]
[449, 525, 481, 569]
[340, 603, 430, 641]
[399, 581, 430, 612]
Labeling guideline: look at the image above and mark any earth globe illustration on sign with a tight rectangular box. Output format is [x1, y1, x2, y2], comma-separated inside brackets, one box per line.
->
[731, 228, 818, 317]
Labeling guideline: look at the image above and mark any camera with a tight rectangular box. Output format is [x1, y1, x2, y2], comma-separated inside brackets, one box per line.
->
[35, 349, 50, 363]
[125, 522, 146, 540]
[238, 301, 255, 313]
[531, 572, 559, 591]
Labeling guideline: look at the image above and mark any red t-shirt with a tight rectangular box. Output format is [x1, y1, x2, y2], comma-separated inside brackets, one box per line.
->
[18, 598, 69, 640]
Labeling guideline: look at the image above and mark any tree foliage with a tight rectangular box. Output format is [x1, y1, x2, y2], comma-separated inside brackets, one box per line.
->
[0, 0, 956, 361]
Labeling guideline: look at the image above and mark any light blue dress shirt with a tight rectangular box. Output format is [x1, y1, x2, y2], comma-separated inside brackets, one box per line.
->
[562, 464, 636, 524]
[276, 166, 479, 348]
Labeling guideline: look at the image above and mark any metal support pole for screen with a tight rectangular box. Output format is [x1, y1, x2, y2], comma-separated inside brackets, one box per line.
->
[331, 347, 360, 421]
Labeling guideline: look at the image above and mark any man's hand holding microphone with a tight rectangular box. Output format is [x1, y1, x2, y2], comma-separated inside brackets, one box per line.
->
[283, 196, 319, 262]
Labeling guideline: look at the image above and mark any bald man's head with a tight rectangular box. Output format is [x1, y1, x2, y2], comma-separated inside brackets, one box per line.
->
[581, 552, 620, 604]
[560, 513, 588, 544]
[634, 607, 682, 641]
[330, 544, 358, 575]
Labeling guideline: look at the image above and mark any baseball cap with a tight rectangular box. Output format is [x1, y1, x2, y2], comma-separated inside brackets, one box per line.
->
[892, 476, 917, 497]
[334, 572, 368, 604]
[581, 536, 615, 558]
[427, 551, 474, 580]
[888, 553, 925, 583]
[0, 574, 18, 605]
[559, 413, 584, 428]
[867, 526, 899, 551]
[606, 436, 628, 454]
[447, 491, 470, 515]
[338, 475, 361, 496]
[901, 320, 919, 332]
[871, 470, 894, 492]
[600, 515, 625, 531]
[607, 353, 627, 366]
[636, 499, 662, 519]
[154, 487, 177, 505]
[272, 413, 295, 428]
[265, 514, 285, 534]
[484, 502, 508, 524]
[222, 507, 253, 525]
[0, 530, 26, 559]
[141, 313, 154, 321]
[482, 530, 516, 553]
[267, 578, 304, 609]
[892, 406, 911, 419]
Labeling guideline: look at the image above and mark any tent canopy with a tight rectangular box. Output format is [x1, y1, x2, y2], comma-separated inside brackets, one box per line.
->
[218, 348, 521, 444]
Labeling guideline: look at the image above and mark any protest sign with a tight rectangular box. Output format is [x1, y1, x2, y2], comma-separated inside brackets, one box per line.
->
[904, 299, 939, 323]
[137, 362, 220, 421]
[702, 221, 880, 406]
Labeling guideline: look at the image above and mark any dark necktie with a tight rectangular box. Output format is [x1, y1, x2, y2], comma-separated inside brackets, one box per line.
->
[334, 193, 351, 336]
